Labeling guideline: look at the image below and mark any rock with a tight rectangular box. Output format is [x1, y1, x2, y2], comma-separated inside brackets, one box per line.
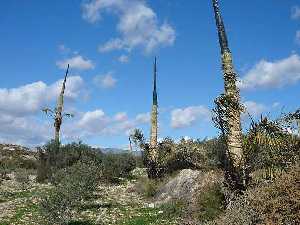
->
[148, 203, 155, 208]
[131, 167, 148, 178]
[155, 169, 223, 205]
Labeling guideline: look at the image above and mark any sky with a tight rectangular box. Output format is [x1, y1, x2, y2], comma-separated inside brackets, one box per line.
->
[0, 0, 300, 148]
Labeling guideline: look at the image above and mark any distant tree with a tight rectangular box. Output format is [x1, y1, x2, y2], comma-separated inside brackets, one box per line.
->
[42, 64, 73, 143]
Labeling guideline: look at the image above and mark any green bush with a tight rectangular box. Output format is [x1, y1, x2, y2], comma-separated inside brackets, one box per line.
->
[142, 137, 225, 178]
[15, 169, 31, 189]
[135, 177, 160, 198]
[196, 184, 225, 223]
[206, 165, 300, 225]
[0, 161, 11, 183]
[160, 200, 186, 219]
[40, 161, 100, 225]
[101, 153, 137, 183]
[37, 141, 103, 183]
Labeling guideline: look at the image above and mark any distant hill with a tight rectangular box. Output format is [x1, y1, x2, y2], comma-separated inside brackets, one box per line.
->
[0, 143, 37, 169]
[99, 147, 142, 156]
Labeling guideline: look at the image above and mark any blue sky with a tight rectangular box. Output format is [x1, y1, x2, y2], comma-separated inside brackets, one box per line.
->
[0, 0, 299, 148]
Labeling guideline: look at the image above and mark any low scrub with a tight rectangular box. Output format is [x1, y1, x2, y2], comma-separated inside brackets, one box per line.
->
[40, 161, 100, 225]
[101, 152, 137, 183]
[206, 165, 300, 225]
[135, 177, 160, 198]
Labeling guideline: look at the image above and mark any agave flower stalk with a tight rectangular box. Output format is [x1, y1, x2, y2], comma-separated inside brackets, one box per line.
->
[149, 57, 158, 161]
[212, 0, 245, 187]
[43, 64, 73, 143]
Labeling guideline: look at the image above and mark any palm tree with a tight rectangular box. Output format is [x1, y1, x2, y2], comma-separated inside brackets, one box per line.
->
[212, 0, 245, 188]
[43, 64, 73, 143]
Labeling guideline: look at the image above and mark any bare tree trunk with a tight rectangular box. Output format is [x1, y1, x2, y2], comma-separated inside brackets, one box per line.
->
[212, 0, 246, 190]
[222, 51, 244, 170]
[53, 64, 69, 143]
[54, 115, 62, 143]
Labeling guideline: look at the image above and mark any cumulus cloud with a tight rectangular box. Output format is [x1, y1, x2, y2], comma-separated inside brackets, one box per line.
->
[0, 76, 84, 116]
[69, 109, 150, 138]
[93, 72, 117, 88]
[114, 112, 128, 122]
[56, 55, 95, 70]
[118, 55, 130, 63]
[238, 54, 300, 90]
[0, 76, 85, 146]
[82, 0, 176, 53]
[0, 114, 50, 146]
[243, 101, 267, 118]
[171, 106, 211, 129]
[135, 112, 150, 123]
[0, 74, 151, 146]
[291, 6, 300, 20]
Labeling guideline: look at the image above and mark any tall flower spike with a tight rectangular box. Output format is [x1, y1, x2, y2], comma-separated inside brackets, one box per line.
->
[212, 0, 245, 189]
[212, 0, 230, 54]
[150, 57, 158, 149]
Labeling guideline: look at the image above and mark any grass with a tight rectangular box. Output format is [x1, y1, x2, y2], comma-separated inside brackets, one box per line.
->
[68, 221, 96, 225]
[118, 202, 184, 225]
[0, 203, 40, 225]
[196, 184, 225, 223]
[0, 185, 47, 225]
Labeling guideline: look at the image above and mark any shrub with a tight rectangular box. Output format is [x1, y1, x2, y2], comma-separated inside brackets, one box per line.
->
[101, 153, 137, 183]
[0, 161, 11, 183]
[206, 165, 300, 225]
[15, 169, 31, 189]
[135, 177, 160, 198]
[142, 137, 225, 178]
[37, 141, 103, 183]
[160, 200, 186, 219]
[196, 184, 225, 223]
[40, 161, 100, 225]
[18, 158, 38, 170]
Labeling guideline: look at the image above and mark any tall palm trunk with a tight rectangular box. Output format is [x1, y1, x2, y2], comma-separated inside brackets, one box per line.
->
[222, 51, 244, 169]
[54, 64, 69, 143]
[212, 0, 245, 188]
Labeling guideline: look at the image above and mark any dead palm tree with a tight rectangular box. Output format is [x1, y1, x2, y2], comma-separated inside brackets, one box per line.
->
[43, 64, 73, 143]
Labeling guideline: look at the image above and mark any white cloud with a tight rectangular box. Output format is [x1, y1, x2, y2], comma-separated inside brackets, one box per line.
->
[78, 110, 109, 134]
[0, 76, 85, 146]
[243, 101, 266, 118]
[238, 54, 300, 90]
[93, 72, 117, 88]
[171, 106, 211, 129]
[99, 38, 125, 52]
[69, 109, 150, 138]
[82, 0, 176, 53]
[114, 112, 128, 122]
[56, 55, 95, 70]
[0, 76, 84, 116]
[0, 74, 153, 145]
[118, 54, 130, 63]
[135, 112, 150, 123]
[0, 115, 51, 146]
[291, 6, 300, 20]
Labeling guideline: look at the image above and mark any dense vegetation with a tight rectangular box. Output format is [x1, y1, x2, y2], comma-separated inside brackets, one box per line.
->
[0, 107, 299, 225]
